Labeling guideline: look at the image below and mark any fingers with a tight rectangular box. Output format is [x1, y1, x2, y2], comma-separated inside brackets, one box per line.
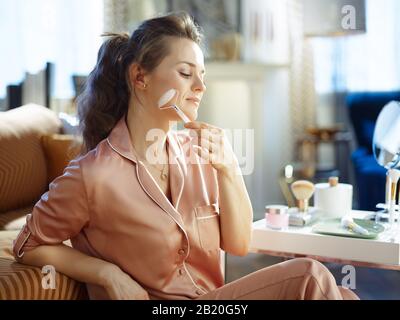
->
[193, 135, 225, 165]
[184, 121, 221, 131]
[184, 122, 229, 168]
[198, 136, 219, 153]
[184, 122, 223, 142]
[184, 121, 206, 129]
[187, 124, 225, 156]
[193, 145, 215, 164]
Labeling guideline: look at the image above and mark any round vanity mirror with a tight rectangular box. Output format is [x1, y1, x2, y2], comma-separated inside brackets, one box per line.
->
[373, 101, 400, 169]
[372, 101, 400, 231]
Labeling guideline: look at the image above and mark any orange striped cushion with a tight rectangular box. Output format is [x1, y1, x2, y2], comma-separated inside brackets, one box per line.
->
[0, 205, 33, 231]
[41, 134, 82, 184]
[0, 230, 87, 300]
[0, 104, 61, 213]
[0, 257, 88, 300]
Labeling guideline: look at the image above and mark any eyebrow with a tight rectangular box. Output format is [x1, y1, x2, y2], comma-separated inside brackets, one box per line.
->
[176, 61, 206, 74]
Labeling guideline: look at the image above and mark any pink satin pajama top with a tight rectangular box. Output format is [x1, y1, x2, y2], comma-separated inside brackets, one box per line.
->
[13, 116, 224, 299]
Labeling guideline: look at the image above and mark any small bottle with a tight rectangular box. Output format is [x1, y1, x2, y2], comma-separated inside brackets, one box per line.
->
[265, 205, 289, 230]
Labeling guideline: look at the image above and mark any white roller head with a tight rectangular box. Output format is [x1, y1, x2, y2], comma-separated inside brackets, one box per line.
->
[158, 89, 177, 109]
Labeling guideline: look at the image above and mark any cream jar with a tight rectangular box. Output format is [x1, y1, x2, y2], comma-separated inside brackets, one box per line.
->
[265, 205, 289, 230]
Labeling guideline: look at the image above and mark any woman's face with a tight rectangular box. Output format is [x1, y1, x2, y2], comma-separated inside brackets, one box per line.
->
[145, 37, 207, 123]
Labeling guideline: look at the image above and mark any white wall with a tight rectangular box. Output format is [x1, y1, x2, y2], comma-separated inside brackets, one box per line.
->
[200, 62, 291, 220]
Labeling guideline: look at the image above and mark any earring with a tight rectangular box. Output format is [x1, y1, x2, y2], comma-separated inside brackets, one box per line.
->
[143, 83, 148, 89]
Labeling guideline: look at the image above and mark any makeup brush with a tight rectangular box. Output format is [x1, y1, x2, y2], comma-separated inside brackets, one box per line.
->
[158, 89, 190, 123]
[291, 180, 315, 213]
[341, 216, 369, 236]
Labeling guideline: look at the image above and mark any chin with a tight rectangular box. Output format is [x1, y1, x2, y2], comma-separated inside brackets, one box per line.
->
[186, 109, 198, 122]
[169, 107, 197, 123]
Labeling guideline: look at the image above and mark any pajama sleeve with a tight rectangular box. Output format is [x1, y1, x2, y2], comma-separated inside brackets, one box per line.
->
[12, 158, 90, 260]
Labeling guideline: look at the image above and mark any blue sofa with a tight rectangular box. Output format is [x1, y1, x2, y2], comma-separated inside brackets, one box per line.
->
[347, 91, 400, 211]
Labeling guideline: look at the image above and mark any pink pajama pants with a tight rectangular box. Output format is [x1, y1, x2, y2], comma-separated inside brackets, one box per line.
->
[197, 258, 359, 300]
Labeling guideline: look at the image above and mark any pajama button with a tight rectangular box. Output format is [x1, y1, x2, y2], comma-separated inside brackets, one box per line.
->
[178, 249, 185, 255]
[179, 269, 185, 275]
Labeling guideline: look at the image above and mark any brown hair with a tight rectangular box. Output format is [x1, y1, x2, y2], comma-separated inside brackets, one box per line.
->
[77, 11, 203, 154]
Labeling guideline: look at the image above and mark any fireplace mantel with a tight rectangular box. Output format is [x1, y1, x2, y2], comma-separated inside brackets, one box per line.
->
[205, 61, 290, 80]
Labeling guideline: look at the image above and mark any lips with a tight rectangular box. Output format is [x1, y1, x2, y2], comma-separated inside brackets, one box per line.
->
[186, 97, 201, 105]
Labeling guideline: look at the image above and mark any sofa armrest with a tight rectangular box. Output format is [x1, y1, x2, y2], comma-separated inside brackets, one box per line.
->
[0, 230, 88, 300]
[0, 257, 88, 300]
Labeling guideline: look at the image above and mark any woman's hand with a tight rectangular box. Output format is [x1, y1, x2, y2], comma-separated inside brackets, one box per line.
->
[185, 121, 253, 256]
[100, 264, 150, 300]
[184, 121, 239, 174]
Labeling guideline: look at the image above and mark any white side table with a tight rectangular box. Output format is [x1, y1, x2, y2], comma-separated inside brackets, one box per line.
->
[250, 210, 400, 270]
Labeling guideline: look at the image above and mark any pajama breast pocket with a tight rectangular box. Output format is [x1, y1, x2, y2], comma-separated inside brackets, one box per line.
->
[194, 203, 220, 251]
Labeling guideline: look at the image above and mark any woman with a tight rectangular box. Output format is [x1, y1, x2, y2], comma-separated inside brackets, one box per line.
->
[13, 12, 358, 300]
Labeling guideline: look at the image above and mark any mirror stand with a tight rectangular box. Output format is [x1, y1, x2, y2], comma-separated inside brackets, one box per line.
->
[375, 169, 400, 224]
[372, 169, 400, 242]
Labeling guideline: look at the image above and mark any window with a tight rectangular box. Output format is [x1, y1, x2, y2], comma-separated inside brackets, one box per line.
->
[0, 0, 103, 99]
[312, 0, 400, 93]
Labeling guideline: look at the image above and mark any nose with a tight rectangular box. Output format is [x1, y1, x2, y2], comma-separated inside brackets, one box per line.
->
[192, 74, 206, 93]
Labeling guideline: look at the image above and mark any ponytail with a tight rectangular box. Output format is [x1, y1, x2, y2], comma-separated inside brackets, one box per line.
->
[77, 33, 132, 154]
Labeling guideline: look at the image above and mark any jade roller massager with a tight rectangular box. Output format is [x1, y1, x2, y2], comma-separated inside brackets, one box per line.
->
[157, 89, 190, 123]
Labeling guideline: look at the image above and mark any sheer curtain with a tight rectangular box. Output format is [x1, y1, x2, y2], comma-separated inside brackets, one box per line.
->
[312, 0, 400, 94]
[0, 0, 103, 99]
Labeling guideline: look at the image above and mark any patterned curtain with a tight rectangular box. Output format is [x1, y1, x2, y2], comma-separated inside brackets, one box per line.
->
[103, 0, 167, 33]
[287, 0, 317, 157]
[103, 0, 130, 32]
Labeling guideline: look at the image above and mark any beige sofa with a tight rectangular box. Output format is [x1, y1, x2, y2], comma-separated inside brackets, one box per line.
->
[0, 104, 87, 299]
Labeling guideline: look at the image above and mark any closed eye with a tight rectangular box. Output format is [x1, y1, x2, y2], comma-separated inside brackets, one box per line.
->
[180, 72, 191, 78]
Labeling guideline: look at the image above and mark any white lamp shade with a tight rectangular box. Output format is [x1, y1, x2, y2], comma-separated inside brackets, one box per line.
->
[304, 0, 366, 37]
